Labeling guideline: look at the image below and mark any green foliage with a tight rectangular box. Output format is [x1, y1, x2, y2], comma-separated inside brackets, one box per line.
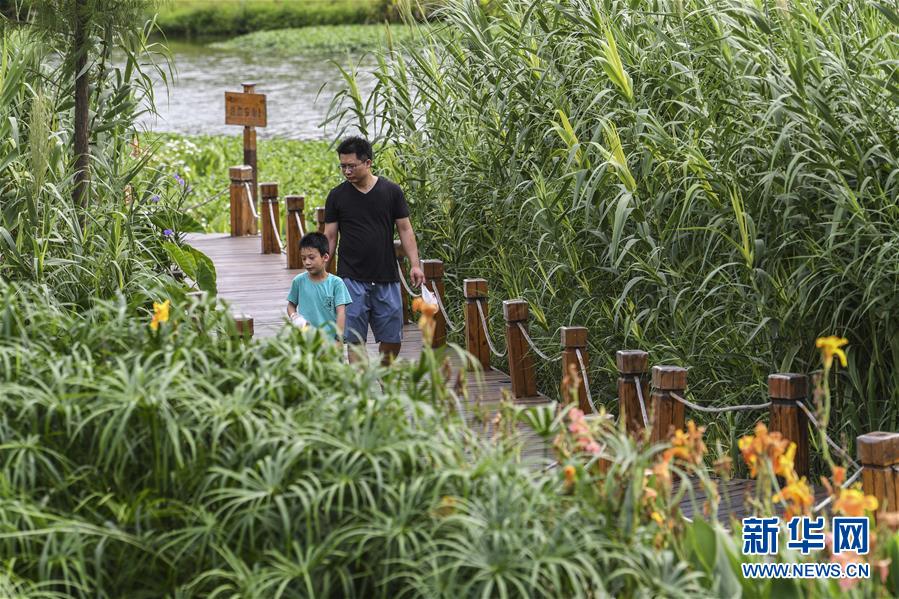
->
[330, 0, 899, 470]
[145, 134, 341, 232]
[154, 0, 393, 38]
[0, 281, 716, 597]
[210, 23, 418, 55]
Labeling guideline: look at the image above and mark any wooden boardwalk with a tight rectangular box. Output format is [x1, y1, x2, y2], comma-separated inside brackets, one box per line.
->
[186, 232, 828, 521]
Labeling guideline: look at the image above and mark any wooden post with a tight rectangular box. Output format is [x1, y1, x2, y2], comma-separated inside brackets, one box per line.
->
[421, 259, 446, 348]
[768, 373, 809, 477]
[394, 240, 412, 323]
[503, 299, 537, 399]
[617, 350, 649, 438]
[242, 82, 258, 219]
[560, 327, 589, 413]
[233, 314, 254, 339]
[285, 195, 304, 269]
[315, 207, 336, 274]
[650, 365, 687, 443]
[857, 432, 899, 514]
[259, 182, 280, 255]
[463, 279, 489, 370]
[229, 165, 253, 236]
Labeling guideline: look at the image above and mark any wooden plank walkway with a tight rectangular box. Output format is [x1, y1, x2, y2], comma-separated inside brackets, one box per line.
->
[185, 233, 827, 521]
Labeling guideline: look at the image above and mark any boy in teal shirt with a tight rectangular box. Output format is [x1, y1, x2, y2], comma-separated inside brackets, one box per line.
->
[286, 232, 352, 341]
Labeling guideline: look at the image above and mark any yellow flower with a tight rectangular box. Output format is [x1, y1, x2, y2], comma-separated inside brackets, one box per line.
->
[150, 300, 170, 331]
[816, 336, 848, 369]
[651, 511, 665, 525]
[834, 487, 878, 517]
[775, 442, 797, 480]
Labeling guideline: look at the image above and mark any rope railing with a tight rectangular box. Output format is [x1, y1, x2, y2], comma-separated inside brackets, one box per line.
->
[293, 211, 305, 237]
[516, 322, 562, 362]
[266, 200, 284, 253]
[795, 401, 861, 470]
[397, 260, 421, 298]
[812, 467, 863, 513]
[669, 391, 771, 414]
[633, 375, 650, 428]
[476, 299, 506, 357]
[574, 347, 598, 414]
[185, 188, 228, 212]
[242, 182, 259, 220]
[432, 286, 463, 332]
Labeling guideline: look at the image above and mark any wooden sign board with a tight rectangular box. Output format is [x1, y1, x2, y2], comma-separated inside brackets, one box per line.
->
[225, 91, 267, 127]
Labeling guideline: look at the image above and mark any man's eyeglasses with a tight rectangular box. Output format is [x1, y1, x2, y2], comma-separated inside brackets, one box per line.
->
[339, 162, 366, 172]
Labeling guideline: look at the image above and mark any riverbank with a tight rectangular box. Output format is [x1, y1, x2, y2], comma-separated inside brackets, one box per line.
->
[154, 0, 441, 38]
[210, 22, 418, 54]
[147, 134, 339, 232]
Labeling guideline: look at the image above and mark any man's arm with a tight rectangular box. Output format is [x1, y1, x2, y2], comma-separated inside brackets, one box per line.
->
[287, 301, 299, 322]
[396, 217, 425, 286]
[335, 304, 346, 347]
[324, 222, 338, 270]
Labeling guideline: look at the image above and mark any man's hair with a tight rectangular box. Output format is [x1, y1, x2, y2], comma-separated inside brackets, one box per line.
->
[299, 232, 330, 257]
[336, 136, 373, 162]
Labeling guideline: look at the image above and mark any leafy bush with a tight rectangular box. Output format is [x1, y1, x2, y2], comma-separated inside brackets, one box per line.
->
[210, 23, 419, 55]
[329, 0, 899, 468]
[145, 134, 341, 232]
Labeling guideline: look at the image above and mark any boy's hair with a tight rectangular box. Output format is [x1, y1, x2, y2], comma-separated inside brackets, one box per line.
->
[299, 232, 330, 257]
[336, 136, 373, 162]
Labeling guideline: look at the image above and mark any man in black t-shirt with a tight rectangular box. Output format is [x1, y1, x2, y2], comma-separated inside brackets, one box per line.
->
[323, 136, 425, 364]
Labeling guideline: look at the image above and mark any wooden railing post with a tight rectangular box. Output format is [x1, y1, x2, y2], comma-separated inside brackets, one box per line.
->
[285, 195, 304, 269]
[857, 432, 899, 515]
[560, 327, 589, 413]
[650, 365, 687, 443]
[315, 207, 336, 274]
[394, 240, 412, 323]
[768, 373, 809, 477]
[858, 432, 899, 516]
[503, 299, 537, 399]
[259, 182, 280, 254]
[233, 314, 254, 339]
[229, 165, 253, 237]
[617, 350, 649, 438]
[421, 259, 446, 348]
[463, 278, 489, 370]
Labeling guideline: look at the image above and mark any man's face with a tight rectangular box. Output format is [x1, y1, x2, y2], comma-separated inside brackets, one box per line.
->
[338, 152, 371, 184]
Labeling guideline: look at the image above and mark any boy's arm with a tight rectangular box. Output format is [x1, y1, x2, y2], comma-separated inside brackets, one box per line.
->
[287, 301, 298, 319]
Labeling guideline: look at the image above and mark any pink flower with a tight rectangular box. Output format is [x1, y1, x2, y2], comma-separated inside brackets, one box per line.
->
[568, 421, 590, 436]
[569, 408, 585, 422]
[585, 441, 601, 455]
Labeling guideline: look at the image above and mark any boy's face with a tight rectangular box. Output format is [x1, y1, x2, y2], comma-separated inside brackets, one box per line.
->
[301, 247, 328, 275]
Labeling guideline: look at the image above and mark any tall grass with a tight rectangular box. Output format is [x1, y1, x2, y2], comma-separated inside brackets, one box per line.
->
[331, 0, 899, 469]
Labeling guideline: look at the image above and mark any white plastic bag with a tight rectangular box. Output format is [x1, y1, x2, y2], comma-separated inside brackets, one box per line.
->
[420, 285, 438, 308]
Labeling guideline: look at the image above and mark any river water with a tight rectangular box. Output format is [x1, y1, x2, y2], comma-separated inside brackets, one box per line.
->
[137, 40, 376, 140]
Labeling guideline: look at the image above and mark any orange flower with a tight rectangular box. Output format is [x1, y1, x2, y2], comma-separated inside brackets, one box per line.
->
[774, 442, 797, 479]
[831, 466, 846, 487]
[773, 477, 814, 520]
[833, 488, 878, 517]
[738, 422, 790, 478]
[662, 421, 706, 464]
[563, 464, 576, 485]
[412, 297, 423, 312]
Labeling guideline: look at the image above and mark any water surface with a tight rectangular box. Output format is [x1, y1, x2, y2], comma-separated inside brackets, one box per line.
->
[138, 40, 376, 139]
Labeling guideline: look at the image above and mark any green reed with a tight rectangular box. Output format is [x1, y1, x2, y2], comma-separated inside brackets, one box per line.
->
[330, 0, 899, 469]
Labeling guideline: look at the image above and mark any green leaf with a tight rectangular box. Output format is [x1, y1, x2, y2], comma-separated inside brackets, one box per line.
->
[162, 242, 197, 279]
[686, 516, 717, 575]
